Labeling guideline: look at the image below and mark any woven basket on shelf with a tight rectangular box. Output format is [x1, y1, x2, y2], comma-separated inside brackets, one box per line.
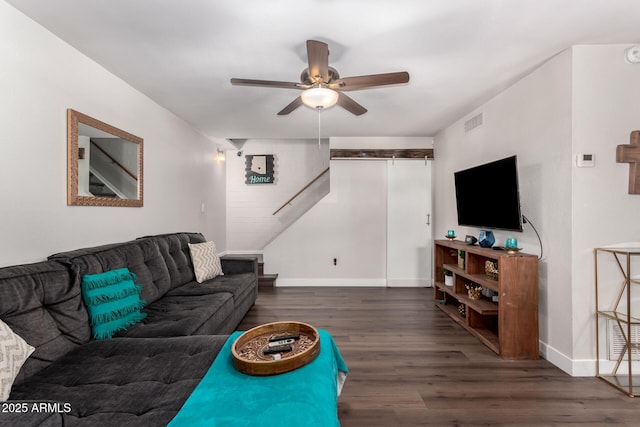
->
[468, 288, 482, 300]
[485, 260, 499, 280]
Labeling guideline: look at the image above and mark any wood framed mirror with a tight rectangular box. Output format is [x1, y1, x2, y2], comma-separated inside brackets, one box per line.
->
[67, 109, 143, 207]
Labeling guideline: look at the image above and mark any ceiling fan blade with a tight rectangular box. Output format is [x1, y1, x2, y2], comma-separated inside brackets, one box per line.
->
[336, 92, 367, 116]
[306, 40, 329, 83]
[277, 96, 304, 115]
[230, 78, 306, 89]
[331, 71, 410, 91]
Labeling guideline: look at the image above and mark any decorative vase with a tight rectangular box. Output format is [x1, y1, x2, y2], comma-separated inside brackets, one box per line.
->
[478, 230, 495, 248]
[444, 273, 453, 286]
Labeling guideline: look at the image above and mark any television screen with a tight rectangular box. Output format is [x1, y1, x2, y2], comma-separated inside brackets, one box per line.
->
[454, 155, 523, 232]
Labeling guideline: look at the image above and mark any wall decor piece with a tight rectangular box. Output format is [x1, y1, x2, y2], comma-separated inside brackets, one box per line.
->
[616, 130, 640, 194]
[245, 155, 275, 184]
[478, 230, 495, 248]
[67, 109, 143, 207]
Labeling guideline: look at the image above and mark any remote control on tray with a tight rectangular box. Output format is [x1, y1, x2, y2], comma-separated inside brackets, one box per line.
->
[269, 333, 300, 342]
[263, 345, 293, 355]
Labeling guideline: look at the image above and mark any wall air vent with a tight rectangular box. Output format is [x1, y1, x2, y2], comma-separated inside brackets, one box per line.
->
[608, 320, 640, 361]
[464, 113, 483, 132]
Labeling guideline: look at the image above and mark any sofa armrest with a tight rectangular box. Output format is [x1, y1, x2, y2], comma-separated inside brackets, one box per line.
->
[221, 257, 258, 276]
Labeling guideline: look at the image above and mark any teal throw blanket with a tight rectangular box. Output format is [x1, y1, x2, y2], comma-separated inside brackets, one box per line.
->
[169, 329, 348, 427]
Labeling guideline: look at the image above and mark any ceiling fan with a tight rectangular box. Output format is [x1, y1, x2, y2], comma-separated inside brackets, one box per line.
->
[230, 40, 410, 116]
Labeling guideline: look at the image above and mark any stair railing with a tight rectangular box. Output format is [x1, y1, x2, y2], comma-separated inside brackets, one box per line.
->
[90, 140, 138, 181]
[272, 167, 330, 215]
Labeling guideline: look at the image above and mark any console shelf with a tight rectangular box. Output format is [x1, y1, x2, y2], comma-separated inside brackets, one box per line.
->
[434, 239, 539, 359]
[594, 245, 640, 397]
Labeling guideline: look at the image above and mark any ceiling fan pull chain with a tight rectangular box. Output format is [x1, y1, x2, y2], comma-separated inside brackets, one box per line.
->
[318, 107, 322, 149]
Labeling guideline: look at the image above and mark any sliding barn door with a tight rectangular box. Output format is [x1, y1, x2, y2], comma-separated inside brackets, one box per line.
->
[386, 160, 432, 287]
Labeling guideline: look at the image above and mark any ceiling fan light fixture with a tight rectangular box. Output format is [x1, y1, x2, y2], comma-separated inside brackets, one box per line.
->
[301, 87, 339, 110]
[625, 45, 640, 64]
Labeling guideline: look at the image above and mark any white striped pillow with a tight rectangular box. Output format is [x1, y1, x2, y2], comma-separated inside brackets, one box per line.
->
[188, 241, 224, 283]
[0, 319, 35, 401]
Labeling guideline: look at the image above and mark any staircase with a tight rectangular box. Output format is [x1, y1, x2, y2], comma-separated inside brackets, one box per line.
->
[89, 172, 117, 198]
[270, 167, 330, 246]
[225, 254, 277, 290]
[258, 260, 278, 290]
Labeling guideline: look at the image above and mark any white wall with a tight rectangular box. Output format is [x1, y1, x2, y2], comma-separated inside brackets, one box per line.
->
[434, 44, 640, 376]
[570, 45, 640, 374]
[264, 136, 433, 286]
[264, 160, 389, 286]
[433, 49, 574, 368]
[225, 138, 329, 252]
[0, 1, 226, 266]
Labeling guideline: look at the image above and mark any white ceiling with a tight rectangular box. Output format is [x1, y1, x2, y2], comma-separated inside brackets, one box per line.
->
[6, 0, 640, 139]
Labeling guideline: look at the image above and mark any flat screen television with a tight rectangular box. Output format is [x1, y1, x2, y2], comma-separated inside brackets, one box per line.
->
[454, 155, 523, 232]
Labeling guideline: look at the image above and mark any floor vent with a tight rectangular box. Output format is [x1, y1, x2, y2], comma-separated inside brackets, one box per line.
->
[464, 113, 483, 132]
[608, 320, 640, 361]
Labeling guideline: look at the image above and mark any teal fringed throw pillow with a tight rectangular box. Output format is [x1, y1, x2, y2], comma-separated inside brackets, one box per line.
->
[81, 268, 147, 340]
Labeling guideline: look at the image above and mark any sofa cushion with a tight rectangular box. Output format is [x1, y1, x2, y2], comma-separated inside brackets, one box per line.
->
[49, 239, 171, 306]
[113, 292, 235, 338]
[0, 318, 35, 401]
[0, 410, 62, 427]
[136, 232, 206, 289]
[0, 261, 90, 383]
[188, 241, 224, 283]
[81, 268, 147, 340]
[166, 273, 256, 304]
[8, 335, 226, 427]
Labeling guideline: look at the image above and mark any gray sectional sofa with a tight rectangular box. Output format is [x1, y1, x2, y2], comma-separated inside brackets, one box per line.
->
[0, 232, 258, 426]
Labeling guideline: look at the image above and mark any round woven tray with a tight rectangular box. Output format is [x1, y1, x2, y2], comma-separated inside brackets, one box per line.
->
[231, 321, 320, 376]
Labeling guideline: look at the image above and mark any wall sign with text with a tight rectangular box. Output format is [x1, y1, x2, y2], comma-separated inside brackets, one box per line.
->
[245, 155, 276, 184]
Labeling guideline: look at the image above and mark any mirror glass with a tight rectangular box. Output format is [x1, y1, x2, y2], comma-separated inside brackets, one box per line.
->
[67, 109, 143, 207]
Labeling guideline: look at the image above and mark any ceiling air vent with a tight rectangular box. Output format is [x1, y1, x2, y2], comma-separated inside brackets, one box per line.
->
[464, 113, 483, 132]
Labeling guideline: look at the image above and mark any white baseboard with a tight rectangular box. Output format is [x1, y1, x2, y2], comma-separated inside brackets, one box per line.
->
[593, 359, 640, 377]
[276, 278, 387, 287]
[539, 341, 596, 377]
[387, 278, 431, 287]
[277, 278, 433, 287]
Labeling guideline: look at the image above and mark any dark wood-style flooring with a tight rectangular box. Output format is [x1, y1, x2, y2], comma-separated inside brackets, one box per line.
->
[238, 287, 640, 426]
